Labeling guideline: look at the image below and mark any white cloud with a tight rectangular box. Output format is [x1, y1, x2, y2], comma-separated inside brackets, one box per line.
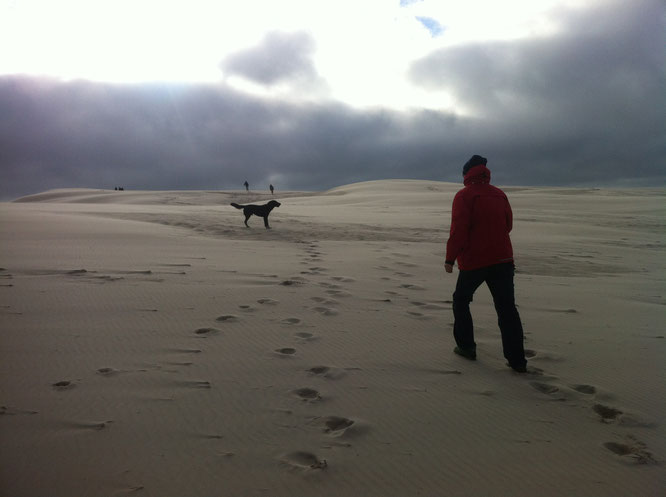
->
[0, 0, 650, 117]
[0, 0, 612, 110]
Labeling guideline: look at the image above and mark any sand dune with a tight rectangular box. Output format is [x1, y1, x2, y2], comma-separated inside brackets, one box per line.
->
[1, 181, 664, 496]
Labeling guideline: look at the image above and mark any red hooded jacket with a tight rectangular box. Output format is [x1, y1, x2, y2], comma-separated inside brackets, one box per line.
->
[445, 165, 514, 271]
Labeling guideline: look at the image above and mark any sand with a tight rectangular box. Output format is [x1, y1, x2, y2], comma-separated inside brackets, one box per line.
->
[0, 180, 664, 497]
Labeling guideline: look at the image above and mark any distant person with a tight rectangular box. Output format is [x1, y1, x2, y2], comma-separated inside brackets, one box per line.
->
[444, 155, 527, 373]
[269, 184, 274, 195]
[244, 180, 249, 192]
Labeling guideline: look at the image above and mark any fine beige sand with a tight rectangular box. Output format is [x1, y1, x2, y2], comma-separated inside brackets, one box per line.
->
[1, 180, 664, 497]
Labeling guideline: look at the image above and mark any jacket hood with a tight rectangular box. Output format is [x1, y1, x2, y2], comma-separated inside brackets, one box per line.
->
[463, 164, 491, 186]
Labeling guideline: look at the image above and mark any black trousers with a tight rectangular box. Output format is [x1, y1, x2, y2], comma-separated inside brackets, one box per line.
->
[452, 262, 526, 367]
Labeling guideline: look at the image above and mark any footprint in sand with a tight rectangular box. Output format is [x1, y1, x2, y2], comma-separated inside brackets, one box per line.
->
[216, 315, 239, 323]
[195, 327, 222, 336]
[603, 437, 657, 465]
[292, 387, 322, 402]
[280, 277, 307, 286]
[281, 317, 302, 325]
[238, 305, 255, 312]
[400, 283, 425, 291]
[257, 298, 279, 305]
[166, 348, 202, 354]
[317, 416, 363, 438]
[275, 348, 297, 356]
[294, 332, 317, 342]
[593, 403, 623, 423]
[570, 384, 596, 395]
[312, 306, 338, 317]
[96, 367, 120, 376]
[176, 380, 211, 389]
[331, 276, 355, 283]
[325, 289, 352, 298]
[529, 381, 561, 396]
[423, 303, 448, 310]
[280, 451, 328, 470]
[307, 366, 346, 380]
[590, 404, 653, 427]
[300, 267, 324, 275]
[539, 307, 578, 314]
[52, 380, 75, 391]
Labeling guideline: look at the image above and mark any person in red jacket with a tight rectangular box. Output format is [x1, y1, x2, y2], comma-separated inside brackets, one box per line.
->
[445, 155, 527, 373]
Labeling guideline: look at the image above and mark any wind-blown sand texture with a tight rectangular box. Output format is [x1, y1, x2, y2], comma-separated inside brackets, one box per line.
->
[1, 180, 664, 497]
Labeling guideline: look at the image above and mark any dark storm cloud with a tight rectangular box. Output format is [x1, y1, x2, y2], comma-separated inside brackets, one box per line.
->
[409, 0, 665, 184]
[0, 76, 466, 199]
[221, 31, 319, 86]
[0, 0, 664, 200]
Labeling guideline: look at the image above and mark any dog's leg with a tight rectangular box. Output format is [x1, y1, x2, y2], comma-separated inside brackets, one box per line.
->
[263, 216, 270, 229]
[244, 213, 251, 227]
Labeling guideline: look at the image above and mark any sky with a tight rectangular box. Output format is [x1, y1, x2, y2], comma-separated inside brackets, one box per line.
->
[0, 0, 664, 199]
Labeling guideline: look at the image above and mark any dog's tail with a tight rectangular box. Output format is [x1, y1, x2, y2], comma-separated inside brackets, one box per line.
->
[230, 202, 244, 209]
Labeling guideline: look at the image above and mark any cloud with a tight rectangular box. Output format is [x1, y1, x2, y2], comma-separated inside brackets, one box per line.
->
[0, 0, 664, 200]
[220, 31, 320, 86]
[0, 76, 467, 199]
[409, 0, 665, 183]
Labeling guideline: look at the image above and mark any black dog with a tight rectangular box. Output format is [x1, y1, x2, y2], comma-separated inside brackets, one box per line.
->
[230, 200, 281, 229]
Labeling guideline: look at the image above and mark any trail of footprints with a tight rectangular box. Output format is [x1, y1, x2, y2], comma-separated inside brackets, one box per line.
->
[374, 248, 659, 466]
[41, 248, 658, 472]
[277, 241, 363, 470]
[524, 349, 658, 464]
[95, 243, 360, 473]
[373, 249, 453, 319]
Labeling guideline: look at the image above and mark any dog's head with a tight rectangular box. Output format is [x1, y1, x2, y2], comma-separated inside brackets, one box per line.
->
[268, 200, 281, 208]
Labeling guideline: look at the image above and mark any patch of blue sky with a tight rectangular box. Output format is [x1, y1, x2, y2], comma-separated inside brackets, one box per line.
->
[416, 16, 444, 37]
[399, 0, 423, 7]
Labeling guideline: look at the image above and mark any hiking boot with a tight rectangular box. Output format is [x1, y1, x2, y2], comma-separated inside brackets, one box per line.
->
[454, 346, 477, 361]
[507, 362, 527, 373]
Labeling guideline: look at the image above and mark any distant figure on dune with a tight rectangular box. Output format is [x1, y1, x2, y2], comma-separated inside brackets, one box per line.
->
[244, 180, 249, 192]
[270, 184, 274, 195]
[444, 155, 527, 373]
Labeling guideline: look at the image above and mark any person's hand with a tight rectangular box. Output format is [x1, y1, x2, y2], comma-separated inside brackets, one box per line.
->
[445, 263, 454, 273]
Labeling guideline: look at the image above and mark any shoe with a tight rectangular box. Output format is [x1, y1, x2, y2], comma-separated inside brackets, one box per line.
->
[454, 346, 477, 361]
[507, 362, 527, 373]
